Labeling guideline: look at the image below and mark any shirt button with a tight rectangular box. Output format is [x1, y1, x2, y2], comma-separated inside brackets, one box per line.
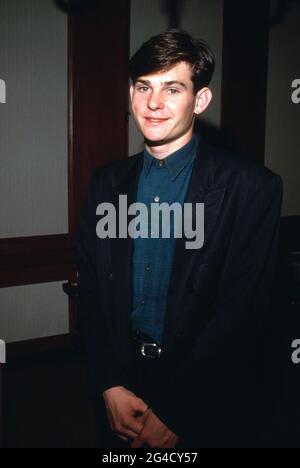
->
[159, 160, 164, 167]
[154, 195, 160, 203]
[140, 299, 145, 305]
[145, 265, 151, 272]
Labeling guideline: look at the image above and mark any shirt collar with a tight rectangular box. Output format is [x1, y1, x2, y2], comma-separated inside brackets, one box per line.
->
[142, 134, 199, 181]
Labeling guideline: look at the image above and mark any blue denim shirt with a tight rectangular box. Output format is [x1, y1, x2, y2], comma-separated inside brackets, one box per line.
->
[131, 134, 199, 343]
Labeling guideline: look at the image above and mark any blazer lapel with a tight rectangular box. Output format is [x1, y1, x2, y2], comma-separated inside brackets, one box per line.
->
[109, 155, 143, 351]
[162, 139, 227, 347]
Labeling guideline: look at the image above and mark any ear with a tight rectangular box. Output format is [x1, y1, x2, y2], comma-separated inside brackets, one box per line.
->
[130, 84, 134, 102]
[194, 87, 213, 115]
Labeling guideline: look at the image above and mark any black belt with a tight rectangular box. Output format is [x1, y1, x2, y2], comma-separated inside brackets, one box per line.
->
[132, 330, 162, 359]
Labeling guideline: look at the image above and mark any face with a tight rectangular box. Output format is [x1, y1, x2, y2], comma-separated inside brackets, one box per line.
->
[130, 61, 212, 147]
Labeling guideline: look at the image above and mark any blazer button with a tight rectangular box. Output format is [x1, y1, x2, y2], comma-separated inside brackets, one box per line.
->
[108, 273, 113, 280]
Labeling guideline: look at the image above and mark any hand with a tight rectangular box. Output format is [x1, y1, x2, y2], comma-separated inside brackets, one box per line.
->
[102, 386, 149, 441]
[131, 408, 179, 448]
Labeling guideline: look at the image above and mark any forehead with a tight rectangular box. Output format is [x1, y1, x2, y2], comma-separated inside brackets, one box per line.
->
[137, 61, 193, 86]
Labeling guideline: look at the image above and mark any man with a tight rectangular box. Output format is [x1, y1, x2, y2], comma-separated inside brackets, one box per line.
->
[76, 30, 283, 448]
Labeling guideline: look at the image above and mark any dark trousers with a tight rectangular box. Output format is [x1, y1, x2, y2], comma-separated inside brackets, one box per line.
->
[93, 334, 174, 448]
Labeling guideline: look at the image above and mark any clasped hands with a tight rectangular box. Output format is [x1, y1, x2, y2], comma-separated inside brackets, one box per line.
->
[103, 386, 179, 448]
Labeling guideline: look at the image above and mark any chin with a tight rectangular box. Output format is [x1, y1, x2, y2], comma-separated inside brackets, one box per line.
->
[144, 135, 178, 148]
[142, 129, 170, 142]
[144, 135, 166, 143]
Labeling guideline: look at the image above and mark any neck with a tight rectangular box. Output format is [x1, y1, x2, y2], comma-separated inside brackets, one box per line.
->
[145, 128, 194, 160]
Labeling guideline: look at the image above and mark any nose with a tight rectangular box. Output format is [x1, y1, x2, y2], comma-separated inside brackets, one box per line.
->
[147, 91, 164, 111]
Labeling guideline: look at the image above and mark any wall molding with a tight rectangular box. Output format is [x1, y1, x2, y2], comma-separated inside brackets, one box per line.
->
[6, 333, 74, 362]
[0, 234, 75, 288]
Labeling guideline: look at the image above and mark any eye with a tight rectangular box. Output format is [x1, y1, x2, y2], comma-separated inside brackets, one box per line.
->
[137, 86, 149, 93]
[167, 88, 180, 95]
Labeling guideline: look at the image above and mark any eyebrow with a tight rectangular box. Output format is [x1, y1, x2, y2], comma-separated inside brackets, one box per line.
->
[135, 79, 188, 89]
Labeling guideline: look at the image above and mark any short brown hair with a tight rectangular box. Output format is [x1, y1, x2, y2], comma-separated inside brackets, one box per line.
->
[129, 29, 215, 94]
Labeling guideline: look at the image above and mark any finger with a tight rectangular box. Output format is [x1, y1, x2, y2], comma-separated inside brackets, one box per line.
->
[128, 410, 151, 434]
[134, 407, 151, 421]
[134, 407, 151, 417]
[131, 435, 145, 449]
[126, 420, 144, 435]
[124, 422, 142, 438]
[118, 426, 139, 440]
[134, 398, 150, 413]
[128, 411, 152, 442]
[125, 430, 139, 439]
[134, 416, 147, 429]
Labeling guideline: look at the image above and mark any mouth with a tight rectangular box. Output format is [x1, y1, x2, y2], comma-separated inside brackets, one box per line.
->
[144, 117, 169, 126]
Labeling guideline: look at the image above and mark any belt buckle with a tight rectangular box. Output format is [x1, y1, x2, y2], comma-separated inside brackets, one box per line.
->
[141, 342, 162, 359]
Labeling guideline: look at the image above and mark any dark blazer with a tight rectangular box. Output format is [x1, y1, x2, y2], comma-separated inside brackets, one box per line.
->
[76, 138, 283, 448]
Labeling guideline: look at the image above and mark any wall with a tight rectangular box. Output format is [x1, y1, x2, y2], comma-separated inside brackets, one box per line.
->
[0, 0, 68, 238]
[129, 0, 224, 155]
[0, 282, 68, 343]
[265, 0, 300, 216]
[0, 0, 69, 343]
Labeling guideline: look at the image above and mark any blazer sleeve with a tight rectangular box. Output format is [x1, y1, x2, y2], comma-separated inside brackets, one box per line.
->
[148, 173, 283, 440]
[75, 169, 127, 397]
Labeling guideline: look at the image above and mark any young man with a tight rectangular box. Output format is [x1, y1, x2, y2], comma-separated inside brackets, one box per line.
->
[76, 30, 283, 448]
